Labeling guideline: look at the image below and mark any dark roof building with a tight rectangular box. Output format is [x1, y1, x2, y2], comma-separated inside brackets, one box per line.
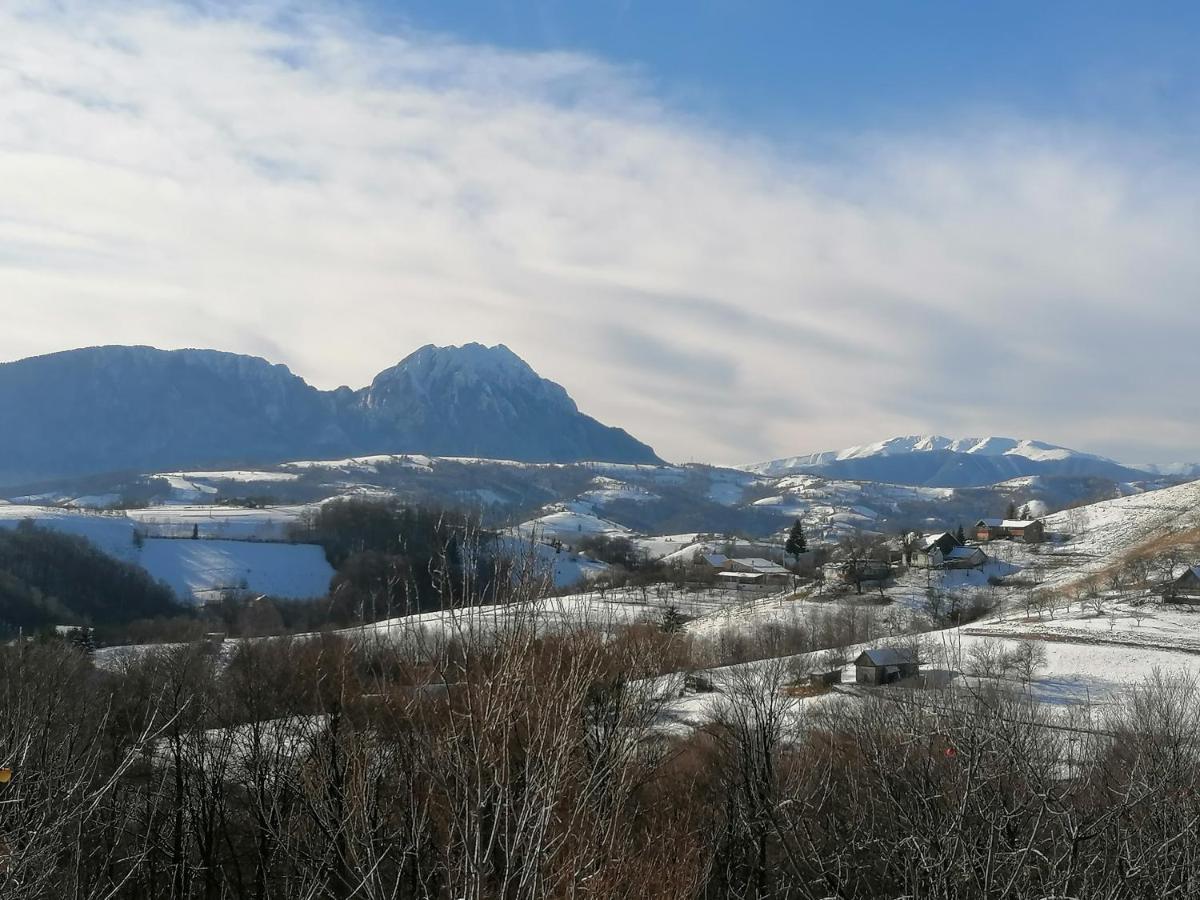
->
[854, 648, 921, 685]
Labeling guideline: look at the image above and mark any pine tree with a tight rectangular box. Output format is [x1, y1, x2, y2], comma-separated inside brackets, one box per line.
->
[69, 626, 96, 655]
[955, 524, 966, 545]
[660, 605, 687, 634]
[1006, 502, 1017, 520]
[785, 519, 807, 559]
[191, 523, 200, 540]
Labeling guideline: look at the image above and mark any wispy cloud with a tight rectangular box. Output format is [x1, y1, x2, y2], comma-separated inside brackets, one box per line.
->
[2, 1, 1198, 464]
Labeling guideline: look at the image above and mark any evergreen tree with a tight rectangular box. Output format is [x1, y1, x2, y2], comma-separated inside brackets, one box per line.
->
[785, 519, 807, 559]
[191, 523, 200, 540]
[1006, 502, 1017, 520]
[69, 625, 96, 655]
[660, 605, 687, 634]
[955, 523, 966, 545]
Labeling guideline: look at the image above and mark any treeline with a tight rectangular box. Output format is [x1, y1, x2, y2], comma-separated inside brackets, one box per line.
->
[4, 617, 1200, 899]
[0, 521, 180, 634]
[291, 499, 515, 621]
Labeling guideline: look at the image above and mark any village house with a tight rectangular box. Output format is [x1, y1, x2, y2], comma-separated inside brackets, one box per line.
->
[911, 532, 959, 567]
[975, 518, 1045, 543]
[1165, 566, 1200, 604]
[720, 557, 792, 585]
[912, 533, 987, 569]
[854, 648, 921, 686]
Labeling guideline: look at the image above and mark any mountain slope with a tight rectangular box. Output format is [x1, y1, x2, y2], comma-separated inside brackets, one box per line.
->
[745, 435, 1150, 487]
[0, 344, 661, 485]
[355, 344, 655, 463]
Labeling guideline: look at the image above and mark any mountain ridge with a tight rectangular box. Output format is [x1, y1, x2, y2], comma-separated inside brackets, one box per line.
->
[0, 343, 662, 485]
[744, 434, 1151, 487]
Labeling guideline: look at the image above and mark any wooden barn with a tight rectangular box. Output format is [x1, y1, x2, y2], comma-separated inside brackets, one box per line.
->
[854, 648, 921, 686]
[975, 518, 1045, 543]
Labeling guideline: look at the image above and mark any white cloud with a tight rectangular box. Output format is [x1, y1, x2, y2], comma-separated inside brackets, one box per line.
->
[1, 1, 1198, 464]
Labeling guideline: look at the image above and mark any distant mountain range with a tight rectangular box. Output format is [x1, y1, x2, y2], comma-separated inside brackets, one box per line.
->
[744, 435, 1155, 488]
[0, 343, 661, 485]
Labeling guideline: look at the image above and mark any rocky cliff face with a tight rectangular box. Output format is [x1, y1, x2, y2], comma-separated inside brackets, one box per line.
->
[0, 343, 661, 485]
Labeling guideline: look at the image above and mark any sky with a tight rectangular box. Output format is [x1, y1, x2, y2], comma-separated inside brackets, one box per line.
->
[2, 1, 1200, 466]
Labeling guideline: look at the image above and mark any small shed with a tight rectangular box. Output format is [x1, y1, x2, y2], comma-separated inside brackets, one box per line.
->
[1166, 567, 1200, 604]
[808, 669, 843, 687]
[854, 648, 920, 686]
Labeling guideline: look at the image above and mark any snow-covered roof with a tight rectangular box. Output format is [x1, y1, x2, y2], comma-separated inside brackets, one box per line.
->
[701, 553, 728, 567]
[920, 532, 955, 550]
[977, 518, 1003, 527]
[856, 648, 918, 667]
[977, 518, 1041, 528]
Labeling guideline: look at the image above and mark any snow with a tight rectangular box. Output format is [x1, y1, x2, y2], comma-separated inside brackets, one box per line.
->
[745, 434, 1120, 476]
[156, 474, 219, 502]
[138, 538, 334, 603]
[635, 534, 704, 560]
[0, 505, 140, 560]
[0, 504, 331, 602]
[578, 477, 659, 505]
[125, 505, 311, 540]
[167, 470, 301, 484]
[491, 535, 609, 589]
[517, 506, 632, 542]
[280, 454, 434, 473]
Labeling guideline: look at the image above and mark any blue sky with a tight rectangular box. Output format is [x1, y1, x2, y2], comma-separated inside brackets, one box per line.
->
[3, 1, 1200, 464]
[358, 1, 1200, 139]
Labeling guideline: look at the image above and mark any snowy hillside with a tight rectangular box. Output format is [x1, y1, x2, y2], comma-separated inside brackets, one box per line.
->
[0, 505, 333, 602]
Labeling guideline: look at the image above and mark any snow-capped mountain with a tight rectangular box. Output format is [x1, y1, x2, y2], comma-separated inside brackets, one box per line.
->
[0, 344, 661, 485]
[744, 435, 1150, 487]
[356, 344, 653, 463]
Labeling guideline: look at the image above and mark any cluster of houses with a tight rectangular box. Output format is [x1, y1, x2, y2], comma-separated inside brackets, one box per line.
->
[912, 517, 1046, 571]
[832, 516, 1048, 588]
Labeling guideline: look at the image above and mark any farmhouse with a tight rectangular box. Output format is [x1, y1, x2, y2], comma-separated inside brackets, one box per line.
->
[854, 648, 921, 686]
[725, 557, 788, 574]
[975, 518, 1045, 543]
[911, 532, 960, 568]
[1165, 566, 1200, 604]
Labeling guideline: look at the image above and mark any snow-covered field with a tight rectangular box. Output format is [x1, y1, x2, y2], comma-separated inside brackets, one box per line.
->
[138, 538, 334, 603]
[125, 504, 311, 540]
[0, 504, 332, 602]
